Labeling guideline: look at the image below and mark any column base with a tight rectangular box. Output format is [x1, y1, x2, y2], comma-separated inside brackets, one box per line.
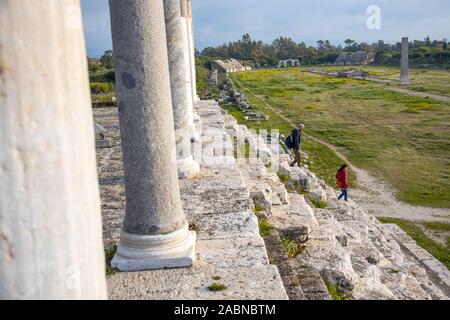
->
[178, 156, 200, 179]
[400, 77, 410, 85]
[111, 223, 196, 272]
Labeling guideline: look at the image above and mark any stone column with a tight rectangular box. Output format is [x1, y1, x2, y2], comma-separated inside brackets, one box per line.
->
[180, 0, 201, 142]
[0, 0, 107, 299]
[400, 37, 410, 85]
[109, 0, 196, 271]
[186, 0, 199, 104]
[164, 0, 200, 178]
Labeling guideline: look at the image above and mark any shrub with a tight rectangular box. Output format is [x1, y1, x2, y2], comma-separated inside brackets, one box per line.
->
[207, 283, 227, 292]
[90, 82, 113, 94]
[258, 219, 274, 237]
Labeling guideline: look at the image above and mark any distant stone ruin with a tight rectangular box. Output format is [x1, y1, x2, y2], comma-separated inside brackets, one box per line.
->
[212, 58, 252, 73]
[278, 59, 300, 68]
[336, 69, 369, 78]
[206, 68, 219, 89]
[400, 37, 410, 85]
[217, 75, 269, 123]
[335, 51, 373, 66]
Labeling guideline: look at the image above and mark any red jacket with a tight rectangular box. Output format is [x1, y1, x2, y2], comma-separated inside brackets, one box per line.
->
[336, 169, 348, 189]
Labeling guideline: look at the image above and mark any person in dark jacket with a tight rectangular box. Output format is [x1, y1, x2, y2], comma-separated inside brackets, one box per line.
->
[336, 164, 349, 201]
[290, 123, 305, 167]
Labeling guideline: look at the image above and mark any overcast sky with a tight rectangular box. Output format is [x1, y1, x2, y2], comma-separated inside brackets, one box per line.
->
[81, 0, 450, 57]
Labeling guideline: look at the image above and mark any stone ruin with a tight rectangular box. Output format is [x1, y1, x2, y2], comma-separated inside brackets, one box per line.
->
[278, 59, 300, 68]
[216, 75, 269, 123]
[336, 69, 369, 79]
[310, 68, 369, 79]
[212, 58, 252, 73]
[400, 37, 410, 85]
[206, 68, 219, 89]
[1, 0, 448, 300]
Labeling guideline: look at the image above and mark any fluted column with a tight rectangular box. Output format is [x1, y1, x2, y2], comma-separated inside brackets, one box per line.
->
[109, 0, 196, 271]
[164, 0, 200, 178]
[400, 37, 410, 85]
[0, 0, 107, 299]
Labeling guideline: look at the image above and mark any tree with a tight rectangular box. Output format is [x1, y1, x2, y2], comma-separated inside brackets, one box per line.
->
[317, 40, 325, 51]
[88, 60, 102, 73]
[100, 50, 114, 69]
[198, 34, 450, 68]
[344, 39, 355, 50]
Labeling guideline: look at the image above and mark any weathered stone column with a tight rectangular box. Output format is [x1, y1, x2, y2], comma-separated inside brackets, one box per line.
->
[109, 0, 196, 271]
[180, 0, 201, 141]
[0, 0, 107, 299]
[164, 0, 200, 178]
[400, 37, 410, 85]
[186, 0, 199, 104]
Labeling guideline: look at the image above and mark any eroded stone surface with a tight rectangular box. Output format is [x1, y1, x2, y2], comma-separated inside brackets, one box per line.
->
[108, 265, 287, 300]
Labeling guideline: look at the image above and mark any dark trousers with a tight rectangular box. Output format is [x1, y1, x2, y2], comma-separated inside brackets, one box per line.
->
[338, 188, 348, 201]
[290, 148, 301, 167]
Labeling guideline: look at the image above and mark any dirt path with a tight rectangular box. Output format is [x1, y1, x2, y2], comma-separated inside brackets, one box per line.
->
[387, 87, 450, 103]
[236, 80, 450, 223]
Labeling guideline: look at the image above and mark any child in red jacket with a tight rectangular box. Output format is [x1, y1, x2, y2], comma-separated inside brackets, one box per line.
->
[336, 164, 349, 201]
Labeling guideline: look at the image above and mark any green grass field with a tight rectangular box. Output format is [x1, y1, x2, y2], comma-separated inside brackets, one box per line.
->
[229, 67, 450, 208]
[319, 66, 450, 97]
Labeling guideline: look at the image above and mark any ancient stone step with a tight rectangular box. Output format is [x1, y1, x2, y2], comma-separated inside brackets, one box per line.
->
[289, 261, 332, 300]
[263, 233, 306, 300]
[268, 194, 318, 243]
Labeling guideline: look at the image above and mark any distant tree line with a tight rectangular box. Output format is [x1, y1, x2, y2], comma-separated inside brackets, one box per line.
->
[201, 34, 450, 69]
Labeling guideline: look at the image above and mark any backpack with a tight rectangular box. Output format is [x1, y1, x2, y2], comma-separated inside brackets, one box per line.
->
[285, 134, 293, 148]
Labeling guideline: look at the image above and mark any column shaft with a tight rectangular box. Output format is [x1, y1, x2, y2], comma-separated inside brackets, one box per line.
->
[400, 37, 410, 85]
[186, 0, 199, 103]
[0, 0, 106, 299]
[164, 0, 199, 178]
[109, 0, 195, 271]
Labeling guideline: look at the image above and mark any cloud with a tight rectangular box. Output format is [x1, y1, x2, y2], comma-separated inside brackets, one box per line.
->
[81, 0, 450, 57]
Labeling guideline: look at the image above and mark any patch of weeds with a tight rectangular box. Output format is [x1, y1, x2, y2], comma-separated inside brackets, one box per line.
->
[422, 221, 450, 232]
[309, 197, 327, 209]
[326, 282, 347, 300]
[281, 236, 304, 259]
[277, 172, 292, 182]
[208, 283, 227, 292]
[404, 102, 434, 114]
[253, 204, 266, 215]
[105, 245, 117, 276]
[212, 276, 221, 281]
[294, 183, 307, 195]
[377, 217, 450, 270]
[258, 219, 274, 237]
[189, 223, 201, 233]
[243, 141, 251, 159]
[388, 269, 400, 274]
